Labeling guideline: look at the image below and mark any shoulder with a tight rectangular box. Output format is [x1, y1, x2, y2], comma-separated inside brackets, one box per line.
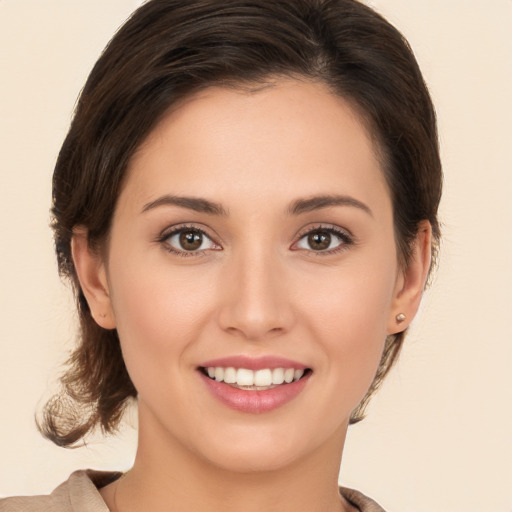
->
[339, 486, 388, 512]
[0, 470, 121, 512]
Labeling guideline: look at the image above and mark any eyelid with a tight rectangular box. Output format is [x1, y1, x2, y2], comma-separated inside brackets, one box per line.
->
[291, 224, 355, 254]
[156, 222, 354, 257]
[158, 223, 222, 256]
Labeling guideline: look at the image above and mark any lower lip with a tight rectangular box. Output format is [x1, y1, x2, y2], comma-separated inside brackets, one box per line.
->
[200, 371, 310, 413]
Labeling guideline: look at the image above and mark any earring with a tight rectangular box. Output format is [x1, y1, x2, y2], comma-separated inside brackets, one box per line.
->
[396, 313, 406, 323]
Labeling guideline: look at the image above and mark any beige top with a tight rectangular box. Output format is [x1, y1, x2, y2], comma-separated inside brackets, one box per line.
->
[0, 470, 386, 512]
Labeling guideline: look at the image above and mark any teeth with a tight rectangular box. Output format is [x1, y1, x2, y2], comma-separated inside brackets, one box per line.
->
[223, 367, 237, 384]
[236, 368, 254, 386]
[214, 367, 224, 382]
[284, 368, 295, 383]
[272, 368, 285, 385]
[254, 369, 272, 387]
[205, 366, 306, 387]
[294, 369, 304, 381]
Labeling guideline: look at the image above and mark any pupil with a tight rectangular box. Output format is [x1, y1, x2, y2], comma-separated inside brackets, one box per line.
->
[308, 231, 330, 250]
[179, 230, 202, 250]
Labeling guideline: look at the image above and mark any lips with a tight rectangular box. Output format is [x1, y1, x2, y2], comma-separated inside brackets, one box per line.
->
[198, 356, 311, 413]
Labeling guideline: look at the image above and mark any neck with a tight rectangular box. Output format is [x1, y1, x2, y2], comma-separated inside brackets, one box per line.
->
[106, 406, 353, 512]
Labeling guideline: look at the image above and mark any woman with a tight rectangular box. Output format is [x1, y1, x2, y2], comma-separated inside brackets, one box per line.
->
[0, 0, 441, 511]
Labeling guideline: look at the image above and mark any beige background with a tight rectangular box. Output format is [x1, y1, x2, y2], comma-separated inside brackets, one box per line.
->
[1, 1, 511, 510]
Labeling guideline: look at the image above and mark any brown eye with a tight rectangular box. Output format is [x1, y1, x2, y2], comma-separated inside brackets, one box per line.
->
[165, 227, 218, 254]
[179, 230, 203, 250]
[294, 227, 351, 253]
[307, 231, 331, 251]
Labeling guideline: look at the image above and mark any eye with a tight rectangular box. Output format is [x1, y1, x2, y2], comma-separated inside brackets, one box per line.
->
[163, 227, 220, 254]
[294, 227, 352, 253]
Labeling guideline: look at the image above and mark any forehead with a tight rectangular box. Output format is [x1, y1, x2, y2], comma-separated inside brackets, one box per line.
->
[121, 79, 390, 215]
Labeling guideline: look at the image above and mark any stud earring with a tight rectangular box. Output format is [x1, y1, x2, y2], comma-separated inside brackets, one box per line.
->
[396, 313, 406, 323]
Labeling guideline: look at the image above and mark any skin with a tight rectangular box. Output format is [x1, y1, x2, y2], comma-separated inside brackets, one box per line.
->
[72, 79, 431, 512]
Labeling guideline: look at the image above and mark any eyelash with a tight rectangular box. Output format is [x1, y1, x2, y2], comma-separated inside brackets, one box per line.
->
[158, 224, 220, 257]
[157, 224, 354, 257]
[292, 225, 354, 255]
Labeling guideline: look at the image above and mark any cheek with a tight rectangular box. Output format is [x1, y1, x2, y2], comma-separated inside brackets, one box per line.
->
[298, 260, 396, 405]
[300, 258, 395, 337]
[106, 253, 216, 387]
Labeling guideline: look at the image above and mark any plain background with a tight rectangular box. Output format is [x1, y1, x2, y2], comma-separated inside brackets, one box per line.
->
[0, 1, 511, 511]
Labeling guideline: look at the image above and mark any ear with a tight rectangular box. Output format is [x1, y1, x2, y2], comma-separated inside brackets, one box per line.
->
[71, 227, 116, 330]
[388, 220, 432, 335]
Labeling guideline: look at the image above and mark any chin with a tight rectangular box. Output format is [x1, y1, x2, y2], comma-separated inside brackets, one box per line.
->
[189, 419, 343, 475]
[200, 442, 303, 474]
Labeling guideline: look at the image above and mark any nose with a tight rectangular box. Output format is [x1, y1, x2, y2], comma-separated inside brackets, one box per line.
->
[217, 247, 295, 341]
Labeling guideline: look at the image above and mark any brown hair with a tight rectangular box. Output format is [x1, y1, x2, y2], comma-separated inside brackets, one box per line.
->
[40, 0, 442, 447]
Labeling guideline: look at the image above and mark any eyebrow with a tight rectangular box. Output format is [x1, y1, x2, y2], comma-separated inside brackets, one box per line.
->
[141, 195, 228, 216]
[288, 194, 373, 217]
[141, 193, 372, 218]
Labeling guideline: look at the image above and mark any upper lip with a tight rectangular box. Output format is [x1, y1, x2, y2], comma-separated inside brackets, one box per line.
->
[199, 355, 309, 371]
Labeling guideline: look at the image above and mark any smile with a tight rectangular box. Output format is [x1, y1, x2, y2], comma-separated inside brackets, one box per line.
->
[202, 367, 306, 390]
[198, 358, 312, 413]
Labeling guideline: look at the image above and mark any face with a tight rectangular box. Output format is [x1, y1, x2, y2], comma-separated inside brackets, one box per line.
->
[94, 80, 406, 472]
